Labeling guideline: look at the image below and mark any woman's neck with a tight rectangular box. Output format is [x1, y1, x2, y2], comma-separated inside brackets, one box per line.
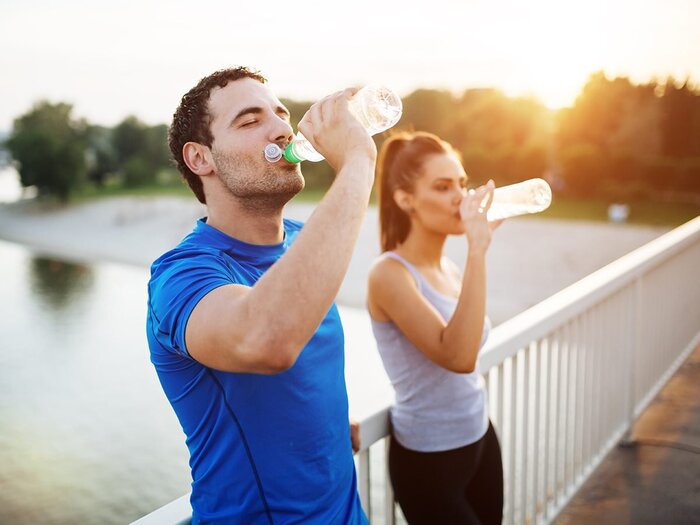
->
[395, 226, 446, 269]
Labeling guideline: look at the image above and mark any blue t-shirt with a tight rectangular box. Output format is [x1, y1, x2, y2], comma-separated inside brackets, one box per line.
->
[146, 218, 368, 525]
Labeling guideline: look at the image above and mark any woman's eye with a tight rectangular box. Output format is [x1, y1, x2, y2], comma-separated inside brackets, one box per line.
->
[241, 120, 257, 127]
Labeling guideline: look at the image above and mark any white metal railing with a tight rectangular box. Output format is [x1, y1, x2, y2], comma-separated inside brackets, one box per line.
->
[133, 216, 700, 525]
[356, 215, 700, 525]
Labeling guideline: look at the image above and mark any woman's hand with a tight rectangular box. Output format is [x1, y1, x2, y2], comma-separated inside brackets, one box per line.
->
[350, 418, 361, 454]
[459, 180, 502, 253]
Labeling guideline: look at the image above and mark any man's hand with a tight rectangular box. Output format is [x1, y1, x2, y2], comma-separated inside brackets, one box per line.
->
[350, 418, 361, 454]
[297, 88, 377, 172]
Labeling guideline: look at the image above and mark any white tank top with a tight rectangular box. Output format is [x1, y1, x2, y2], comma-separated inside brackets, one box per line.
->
[370, 251, 490, 452]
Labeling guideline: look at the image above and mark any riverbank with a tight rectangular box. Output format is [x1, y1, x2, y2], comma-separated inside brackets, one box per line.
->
[0, 195, 673, 325]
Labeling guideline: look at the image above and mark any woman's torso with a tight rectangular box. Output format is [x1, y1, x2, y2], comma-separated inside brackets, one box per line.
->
[370, 251, 490, 452]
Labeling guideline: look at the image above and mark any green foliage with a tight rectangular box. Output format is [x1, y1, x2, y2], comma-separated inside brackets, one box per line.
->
[7, 73, 700, 207]
[85, 125, 118, 187]
[113, 116, 146, 164]
[122, 156, 154, 187]
[6, 101, 88, 202]
[555, 72, 700, 202]
[111, 116, 171, 186]
[395, 87, 552, 189]
[398, 89, 456, 138]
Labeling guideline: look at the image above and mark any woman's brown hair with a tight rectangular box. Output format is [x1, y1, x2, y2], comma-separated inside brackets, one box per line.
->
[376, 131, 461, 252]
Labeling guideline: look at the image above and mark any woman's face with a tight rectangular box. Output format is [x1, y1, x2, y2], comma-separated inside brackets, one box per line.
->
[404, 152, 468, 235]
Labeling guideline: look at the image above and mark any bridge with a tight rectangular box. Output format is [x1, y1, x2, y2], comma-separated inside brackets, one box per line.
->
[134, 216, 700, 525]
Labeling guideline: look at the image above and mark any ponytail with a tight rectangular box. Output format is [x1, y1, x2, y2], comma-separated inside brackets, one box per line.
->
[376, 131, 458, 252]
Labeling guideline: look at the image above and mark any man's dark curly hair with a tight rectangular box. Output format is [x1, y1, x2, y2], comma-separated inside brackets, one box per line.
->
[168, 67, 267, 204]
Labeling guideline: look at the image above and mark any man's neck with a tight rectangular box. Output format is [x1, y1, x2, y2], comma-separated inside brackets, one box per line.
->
[205, 193, 285, 245]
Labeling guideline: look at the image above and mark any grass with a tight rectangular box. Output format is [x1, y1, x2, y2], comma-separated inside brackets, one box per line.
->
[539, 197, 700, 227]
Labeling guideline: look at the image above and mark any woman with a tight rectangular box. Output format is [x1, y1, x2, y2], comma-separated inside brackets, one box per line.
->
[367, 131, 503, 524]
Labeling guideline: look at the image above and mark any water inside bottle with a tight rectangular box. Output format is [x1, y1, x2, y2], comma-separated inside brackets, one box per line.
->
[485, 178, 552, 220]
[348, 87, 403, 135]
[487, 202, 546, 221]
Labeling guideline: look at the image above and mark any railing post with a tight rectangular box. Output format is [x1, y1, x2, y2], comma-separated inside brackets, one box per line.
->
[621, 277, 641, 445]
[384, 438, 395, 525]
[358, 449, 370, 518]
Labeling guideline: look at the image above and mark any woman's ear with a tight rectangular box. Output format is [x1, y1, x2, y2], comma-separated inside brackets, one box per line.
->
[183, 142, 214, 176]
[393, 189, 414, 214]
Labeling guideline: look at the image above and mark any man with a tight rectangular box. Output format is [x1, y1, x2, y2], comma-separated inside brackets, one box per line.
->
[146, 67, 376, 524]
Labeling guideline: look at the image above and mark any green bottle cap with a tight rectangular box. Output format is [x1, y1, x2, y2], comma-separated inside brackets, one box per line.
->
[283, 143, 302, 163]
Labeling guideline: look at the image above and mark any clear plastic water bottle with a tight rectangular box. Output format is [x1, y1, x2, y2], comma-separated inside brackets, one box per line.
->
[264, 86, 403, 164]
[486, 178, 552, 221]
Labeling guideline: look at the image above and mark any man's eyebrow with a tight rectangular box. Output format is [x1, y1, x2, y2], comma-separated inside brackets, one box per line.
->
[230, 106, 263, 124]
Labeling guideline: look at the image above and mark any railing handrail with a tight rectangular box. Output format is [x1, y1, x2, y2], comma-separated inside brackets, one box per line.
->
[480, 215, 700, 370]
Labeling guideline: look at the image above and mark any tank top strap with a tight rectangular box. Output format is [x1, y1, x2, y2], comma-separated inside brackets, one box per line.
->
[384, 251, 425, 293]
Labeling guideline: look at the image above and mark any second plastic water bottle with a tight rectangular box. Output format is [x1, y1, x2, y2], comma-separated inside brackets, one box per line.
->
[486, 178, 552, 221]
[269, 86, 403, 164]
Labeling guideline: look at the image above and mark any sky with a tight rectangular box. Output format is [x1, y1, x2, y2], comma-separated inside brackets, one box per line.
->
[1, 0, 699, 131]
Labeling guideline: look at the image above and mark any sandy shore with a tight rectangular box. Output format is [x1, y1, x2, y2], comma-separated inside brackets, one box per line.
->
[0, 195, 671, 325]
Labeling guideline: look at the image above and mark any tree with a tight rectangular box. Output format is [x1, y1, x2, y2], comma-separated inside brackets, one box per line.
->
[660, 78, 700, 158]
[111, 117, 173, 186]
[399, 89, 456, 139]
[6, 101, 88, 202]
[85, 125, 118, 187]
[112, 115, 148, 166]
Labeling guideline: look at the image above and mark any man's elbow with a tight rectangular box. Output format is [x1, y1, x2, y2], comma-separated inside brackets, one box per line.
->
[261, 345, 299, 373]
[242, 334, 302, 374]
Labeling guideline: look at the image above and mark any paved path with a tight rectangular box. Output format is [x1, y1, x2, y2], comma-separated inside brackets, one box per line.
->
[555, 343, 700, 525]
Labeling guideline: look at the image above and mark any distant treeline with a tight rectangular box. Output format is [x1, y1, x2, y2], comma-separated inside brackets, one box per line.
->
[2, 71, 700, 203]
[2, 107, 171, 202]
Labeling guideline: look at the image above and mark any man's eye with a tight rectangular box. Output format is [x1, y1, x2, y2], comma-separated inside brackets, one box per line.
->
[241, 120, 257, 127]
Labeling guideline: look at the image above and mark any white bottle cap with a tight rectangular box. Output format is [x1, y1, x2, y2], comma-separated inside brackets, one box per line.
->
[264, 143, 283, 163]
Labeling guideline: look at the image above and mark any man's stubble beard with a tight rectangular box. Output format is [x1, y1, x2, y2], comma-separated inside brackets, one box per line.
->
[212, 148, 305, 213]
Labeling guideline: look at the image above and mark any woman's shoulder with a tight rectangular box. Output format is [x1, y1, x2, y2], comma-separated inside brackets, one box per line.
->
[369, 252, 417, 289]
[370, 252, 410, 276]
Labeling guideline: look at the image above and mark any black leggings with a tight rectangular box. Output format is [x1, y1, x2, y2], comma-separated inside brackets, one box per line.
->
[389, 421, 503, 525]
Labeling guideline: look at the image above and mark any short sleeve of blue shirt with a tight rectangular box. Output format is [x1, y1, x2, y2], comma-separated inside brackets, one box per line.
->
[148, 249, 234, 359]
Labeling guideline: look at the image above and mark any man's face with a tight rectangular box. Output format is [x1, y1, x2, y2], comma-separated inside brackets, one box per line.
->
[207, 77, 303, 210]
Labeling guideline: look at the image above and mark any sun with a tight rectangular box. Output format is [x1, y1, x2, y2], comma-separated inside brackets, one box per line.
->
[488, 0, 614, 109]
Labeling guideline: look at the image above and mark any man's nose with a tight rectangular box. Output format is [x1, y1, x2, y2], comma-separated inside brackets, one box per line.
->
[270, 116, 294, 144]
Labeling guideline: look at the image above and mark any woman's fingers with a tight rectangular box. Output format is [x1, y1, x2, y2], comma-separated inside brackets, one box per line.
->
[481, 180, 495, 211]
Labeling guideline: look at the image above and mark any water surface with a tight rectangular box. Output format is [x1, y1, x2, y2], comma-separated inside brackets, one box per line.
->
[0, 240, 392, 524]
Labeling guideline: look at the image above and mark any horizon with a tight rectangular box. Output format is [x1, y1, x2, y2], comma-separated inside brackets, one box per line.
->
[2, 0, 699, 130]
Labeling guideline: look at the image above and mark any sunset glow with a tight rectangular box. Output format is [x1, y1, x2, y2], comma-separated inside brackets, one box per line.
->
[1, 0, 698, 128]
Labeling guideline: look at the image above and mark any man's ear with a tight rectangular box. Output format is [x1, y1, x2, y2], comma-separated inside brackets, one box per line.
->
[183, 142, 214, 176]
[393, 188, 414, 214]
